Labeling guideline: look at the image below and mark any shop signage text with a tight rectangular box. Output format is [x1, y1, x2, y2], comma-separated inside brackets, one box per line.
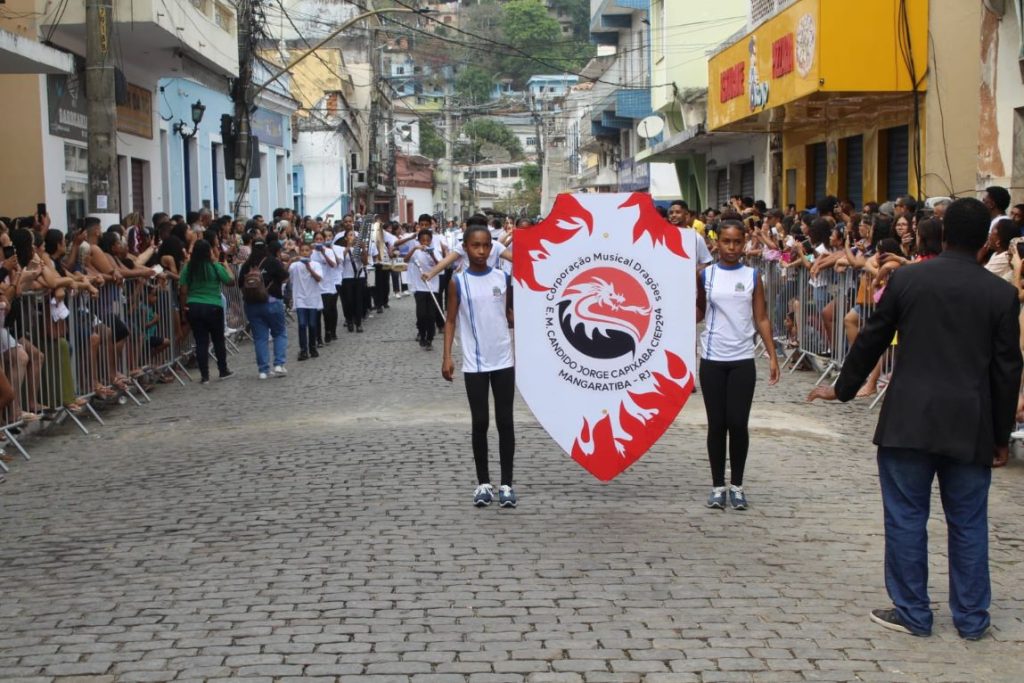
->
[720, 63, 745, 103]
[772, 34, 795, 78]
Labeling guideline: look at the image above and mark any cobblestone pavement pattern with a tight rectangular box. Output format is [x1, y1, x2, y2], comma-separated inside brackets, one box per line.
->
[1, 294, 1023, 683]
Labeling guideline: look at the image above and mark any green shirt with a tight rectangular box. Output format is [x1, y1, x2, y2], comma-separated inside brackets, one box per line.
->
[180, 262, 232, 306]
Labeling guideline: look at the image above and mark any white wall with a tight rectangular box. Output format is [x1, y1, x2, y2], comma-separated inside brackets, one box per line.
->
[649, 163, 681, 200]
[295, 130, 349, 219]
[990, 2, 1024, 201]
[395, 186, 432, 222]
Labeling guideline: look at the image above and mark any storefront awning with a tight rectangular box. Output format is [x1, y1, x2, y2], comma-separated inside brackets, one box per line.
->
[636, 123, 757, 164]
[707, 0, 927, 132]
[0, 29, 73, 75]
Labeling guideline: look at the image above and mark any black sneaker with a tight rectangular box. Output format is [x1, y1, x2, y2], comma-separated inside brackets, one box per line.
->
[960, 626, 990, 641]
[310, 348, 319, 358]
[316, 341, 324, 348]
[219, 370, 234, 381]
[200, 377, 210, 385]
[424, 340, 433, 350]
[376, 307, 384, 314]
[347, 323, 354, 332]
[297, 351, 309, 362]
[356, 325, 364, 333]
[869, 608, 929, 636]
[418, 338, 426, 348]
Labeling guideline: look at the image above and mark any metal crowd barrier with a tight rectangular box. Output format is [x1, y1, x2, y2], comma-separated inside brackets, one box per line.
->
[749, 257, 895, 409]
[0, 271, 251, 472]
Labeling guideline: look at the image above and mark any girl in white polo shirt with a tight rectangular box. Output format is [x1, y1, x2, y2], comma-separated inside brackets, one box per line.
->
[697, 220, 780, 511]
[441, 224, 517, 509]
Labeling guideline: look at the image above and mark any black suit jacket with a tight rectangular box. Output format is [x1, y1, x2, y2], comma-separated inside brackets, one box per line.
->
[835, 250, 1022, 465]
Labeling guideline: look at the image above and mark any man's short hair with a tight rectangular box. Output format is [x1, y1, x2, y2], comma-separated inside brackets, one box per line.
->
[986, 185, 1012, 213]
[417, 213, 433, 224]
[670, 199, 688, 210]
[944, 197, 990, 252]
[186, 211, 200, 225]
[466, 214, 489, 228]
[897, 195, 918, 213]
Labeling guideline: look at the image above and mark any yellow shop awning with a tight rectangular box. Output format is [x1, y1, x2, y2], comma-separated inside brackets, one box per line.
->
[707, 0, 928, 133]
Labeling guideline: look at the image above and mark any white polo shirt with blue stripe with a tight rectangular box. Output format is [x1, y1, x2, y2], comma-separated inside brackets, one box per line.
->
[455, 267, 514, 373]
[700, 262, 758, 362]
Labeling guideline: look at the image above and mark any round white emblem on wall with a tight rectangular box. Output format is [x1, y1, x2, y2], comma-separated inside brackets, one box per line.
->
[796, 14, 816, 77]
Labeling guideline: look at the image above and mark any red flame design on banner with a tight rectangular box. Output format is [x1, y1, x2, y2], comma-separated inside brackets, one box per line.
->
[619, 192, 690, 259]
[570, 351, 694, 481]
[513, 194, 594, 292]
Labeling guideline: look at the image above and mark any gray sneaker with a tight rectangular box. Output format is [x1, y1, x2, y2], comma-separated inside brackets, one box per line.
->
[498, 485, 518, 508]
[729, 487, 748, 510]
[706, 488, 726, 509]
[473, 483, 494, 507]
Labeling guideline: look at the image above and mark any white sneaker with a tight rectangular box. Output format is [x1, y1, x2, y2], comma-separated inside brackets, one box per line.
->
[258, 372, 269, 380]
[225, 326, 241, 336]
[272, 365, 287, 376]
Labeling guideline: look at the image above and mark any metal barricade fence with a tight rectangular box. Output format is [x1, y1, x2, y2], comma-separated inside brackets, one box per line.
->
[748, 255, 895, 409]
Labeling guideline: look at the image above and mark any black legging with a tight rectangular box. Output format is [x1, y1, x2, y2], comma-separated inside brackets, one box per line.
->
[465, 366, 515, 487]
[187, 302, 228, 380]
[699, 358, 756, 487]
[339, 277, 366, 325]
[374, 264, 390, 310]
[414, 291, 435, 342]
[320, 292, 339, 341]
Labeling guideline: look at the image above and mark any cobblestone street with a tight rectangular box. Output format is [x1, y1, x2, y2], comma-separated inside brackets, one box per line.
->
[1, 295, 1022, 683]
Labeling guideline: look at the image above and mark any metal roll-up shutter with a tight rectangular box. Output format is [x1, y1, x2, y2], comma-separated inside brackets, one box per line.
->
[715, 169, 728, 208]
[811, 142, 827, 202]
[131, 158, 146, 217]
[886, 125, 909, 201]
[739, 161, 755, 200]
[844, 135, 863, 207]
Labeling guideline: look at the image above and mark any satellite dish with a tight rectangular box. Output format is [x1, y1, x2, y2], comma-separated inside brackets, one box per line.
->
[637, 115, 665, 139]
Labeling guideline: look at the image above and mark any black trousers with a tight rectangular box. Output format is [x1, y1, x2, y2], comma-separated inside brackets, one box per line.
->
[414, 291, 435, 342]
[464, 366, 515, 486]
[435, 270, 451, 328]
[320, 292, 339, 340]
[340, 278, 367, 325]
[187, 302, 228, 380]
[698, 358, 756, 487]
[374, 264, 390, 310]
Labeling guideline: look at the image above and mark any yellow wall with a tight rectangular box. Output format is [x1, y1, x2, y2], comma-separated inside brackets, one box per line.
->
[0, 76, 46, 217]
[781, 106, 918, 207]
[819, 0, 929, 93]
[0, 1, 47, 217]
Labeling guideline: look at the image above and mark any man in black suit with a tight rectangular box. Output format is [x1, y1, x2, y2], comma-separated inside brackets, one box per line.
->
[809, 197, 1021, 640]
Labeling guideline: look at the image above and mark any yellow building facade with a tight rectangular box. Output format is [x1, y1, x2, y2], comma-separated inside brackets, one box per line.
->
[707, 0, 929, 207]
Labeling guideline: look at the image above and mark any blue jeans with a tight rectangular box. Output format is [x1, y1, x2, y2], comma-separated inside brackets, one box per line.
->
[245, 300, 288, 373]
[295, 307, 319, 353]
[877, 447, 992, 637]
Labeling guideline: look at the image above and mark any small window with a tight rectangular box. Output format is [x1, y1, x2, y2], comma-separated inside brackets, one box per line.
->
[526, 137, 538, 146]
[396, 66, 405, 75]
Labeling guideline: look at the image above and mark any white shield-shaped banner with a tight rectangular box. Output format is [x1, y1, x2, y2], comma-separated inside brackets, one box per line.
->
[514, 192, 697, 481]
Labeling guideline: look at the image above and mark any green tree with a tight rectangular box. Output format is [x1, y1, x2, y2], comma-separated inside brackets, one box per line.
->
[499, 0, 595, 85]
[458, 119, 523, 163]
[510, 163, 541, 216]
[419, 118, 446, 161]
[455, 66, 494, 106]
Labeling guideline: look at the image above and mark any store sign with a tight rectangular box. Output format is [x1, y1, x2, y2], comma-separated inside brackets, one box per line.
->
[117, 84, 153, 139]
[47, 74, 88, 143]
[720, 62, 745, 103]
[708, 0, 819, 130]
[617, 158, 650, 192]
[251, 109, 284, 148]
[772, 33, 795, 78]
[48, 75, 153, 141]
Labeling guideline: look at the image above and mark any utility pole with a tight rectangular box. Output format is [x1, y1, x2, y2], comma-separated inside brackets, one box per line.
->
[444, 94, 455, 221]
[366, 24, 380, 217]
[85, 0, 119, 220]
[232, 0, 255, 218]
